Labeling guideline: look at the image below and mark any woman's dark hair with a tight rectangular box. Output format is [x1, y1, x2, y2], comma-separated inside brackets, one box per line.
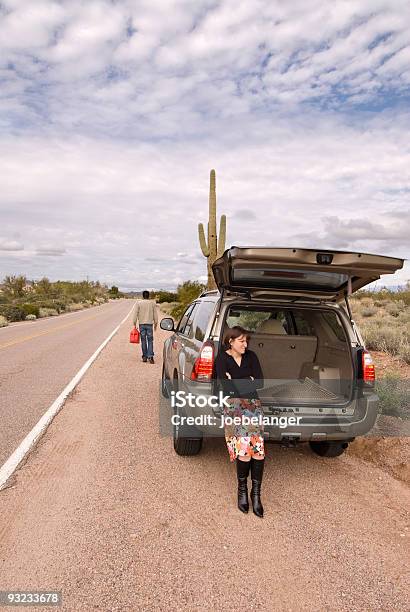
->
[223, 325, 251, 349]
[142, 290, 150, 299]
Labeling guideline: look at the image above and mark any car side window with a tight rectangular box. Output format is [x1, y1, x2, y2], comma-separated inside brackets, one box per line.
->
[193, 301, 216, 342]
[176, 303, 195, 334]
[279, 311, 291, 334]
[292, 311, 316, 336]
[321, 311, 346, 342]
[182, 303, 200, 338]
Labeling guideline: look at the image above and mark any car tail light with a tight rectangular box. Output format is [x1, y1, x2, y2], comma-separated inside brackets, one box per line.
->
[362, 350, 375, 384]
[191, 342, 214, 381]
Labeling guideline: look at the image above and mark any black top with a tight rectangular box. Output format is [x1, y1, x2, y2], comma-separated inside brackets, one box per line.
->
[213, 349, 264, 399]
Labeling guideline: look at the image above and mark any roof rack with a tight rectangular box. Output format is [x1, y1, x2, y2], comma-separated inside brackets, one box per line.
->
[198, 289, 220, 298]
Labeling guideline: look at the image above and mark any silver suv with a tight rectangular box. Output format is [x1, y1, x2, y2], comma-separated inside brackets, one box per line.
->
[160, 247, 403, 457]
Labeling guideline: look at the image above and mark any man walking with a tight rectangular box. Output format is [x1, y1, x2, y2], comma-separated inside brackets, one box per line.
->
[132, 290, 158, 363]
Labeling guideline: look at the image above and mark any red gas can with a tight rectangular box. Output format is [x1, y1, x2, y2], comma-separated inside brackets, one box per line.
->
[130, 327, 140, 344]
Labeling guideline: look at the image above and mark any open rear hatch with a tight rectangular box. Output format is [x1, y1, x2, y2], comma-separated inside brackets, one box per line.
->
[212, 247, 404, 301]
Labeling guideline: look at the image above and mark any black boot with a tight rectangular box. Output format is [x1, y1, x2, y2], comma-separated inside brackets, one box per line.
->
[250, 457, 265, 518]
[236, 458, 251, 513]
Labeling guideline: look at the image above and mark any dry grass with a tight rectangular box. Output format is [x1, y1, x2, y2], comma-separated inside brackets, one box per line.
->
[351, 293, 410, 364]
[67, 303, 85, 312]
[159, 301, 179, 316]
[0, 315, 8, 327]
[361, 307, 378, 317]
[39, 307, 59, 318]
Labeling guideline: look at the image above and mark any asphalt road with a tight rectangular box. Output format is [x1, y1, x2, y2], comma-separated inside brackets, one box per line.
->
[0, 315, 408, 611]
[0, 299, 133, 467]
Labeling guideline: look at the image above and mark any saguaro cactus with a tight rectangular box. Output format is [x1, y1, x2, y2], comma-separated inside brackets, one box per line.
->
[198, 169, 226, 290]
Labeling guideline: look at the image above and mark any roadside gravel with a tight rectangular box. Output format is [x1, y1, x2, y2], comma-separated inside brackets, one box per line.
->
[0, 314, 409, 611]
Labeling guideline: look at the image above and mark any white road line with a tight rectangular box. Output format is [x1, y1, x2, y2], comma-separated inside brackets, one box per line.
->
[0, 303, 135, 491]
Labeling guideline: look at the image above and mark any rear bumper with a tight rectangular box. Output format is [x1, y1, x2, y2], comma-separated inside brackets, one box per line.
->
[175, 378, 379, 441]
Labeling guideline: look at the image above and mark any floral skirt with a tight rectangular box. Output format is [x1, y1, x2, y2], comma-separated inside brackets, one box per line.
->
[223, 397, 265, 462]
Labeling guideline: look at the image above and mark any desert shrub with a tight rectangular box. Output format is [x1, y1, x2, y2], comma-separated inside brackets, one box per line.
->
[357, 287, 410, 306]
[401, 290, 410, 306]
[0, 305, 26, 321]
[361, 307, 377, 317]
[39, 307, 59, 318]
[170, 280, 206, 320]
[22, 303, 40, 318]
[386, 304, 400, 317]
[0, 315, 8, 327]
[373, 300, 386, 307]
[386, 300, 405, 317]
[398, 310, 410, 324]
[52, 300, 67, 313]
[376, 374, 409, 419]
[398, 345, 410, 364]
[67, 303, 84, 312]
[40, 300, 67, 312]
[156, 291, 178, 303]
[170, 304, 187, 319]
[25, 314, 37, 321]
[160, 302, 179, 316]
[37, 300, 57, 309]
[359, 297, 374, 307]
[363, 323, 410, 360]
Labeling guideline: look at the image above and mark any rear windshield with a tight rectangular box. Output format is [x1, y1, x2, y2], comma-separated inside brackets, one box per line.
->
[232, 268, 348, 290]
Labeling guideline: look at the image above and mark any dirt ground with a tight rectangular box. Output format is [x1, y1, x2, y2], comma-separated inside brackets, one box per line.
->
[371, 350, 410, 379]
[348, 350, 409, 485]
[0, 318, 409, 611]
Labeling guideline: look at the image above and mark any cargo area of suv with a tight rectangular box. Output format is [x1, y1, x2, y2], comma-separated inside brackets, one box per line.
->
[223, 303, 354, 405]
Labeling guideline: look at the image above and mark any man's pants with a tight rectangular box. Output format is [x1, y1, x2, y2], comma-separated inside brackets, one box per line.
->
[139, 323, 154, 359]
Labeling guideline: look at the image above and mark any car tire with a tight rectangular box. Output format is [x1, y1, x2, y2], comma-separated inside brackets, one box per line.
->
[309, 440, 350, 457]
[172, 376, 203, 456]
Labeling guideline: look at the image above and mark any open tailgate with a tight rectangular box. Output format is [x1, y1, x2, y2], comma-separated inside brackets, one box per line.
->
[212, 247, 404, 301]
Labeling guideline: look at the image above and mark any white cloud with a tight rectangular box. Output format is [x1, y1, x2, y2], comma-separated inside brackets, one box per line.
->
[0, 238, 24, 251]
[36, 245, 66, 256]
[0, 0, 409, 289]
[0, 0, 409, 136]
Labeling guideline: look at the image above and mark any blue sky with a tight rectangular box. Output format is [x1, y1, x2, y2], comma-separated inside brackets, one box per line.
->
[0, 0, 409, 290]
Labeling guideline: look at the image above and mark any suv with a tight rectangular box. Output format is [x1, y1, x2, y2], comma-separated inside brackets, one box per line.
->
[160, 247, 403, 457]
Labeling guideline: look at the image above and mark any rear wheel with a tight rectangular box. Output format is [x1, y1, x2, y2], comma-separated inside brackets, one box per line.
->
[172, 375, 203, 456]
[309, 440, 350, 457]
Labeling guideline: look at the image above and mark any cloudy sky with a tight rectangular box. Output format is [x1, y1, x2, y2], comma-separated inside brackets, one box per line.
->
[0, 0, 409, 290]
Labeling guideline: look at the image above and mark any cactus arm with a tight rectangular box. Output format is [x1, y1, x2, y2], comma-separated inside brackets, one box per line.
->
[198, 223, 210, 257]
[216, 214, 226, 259]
